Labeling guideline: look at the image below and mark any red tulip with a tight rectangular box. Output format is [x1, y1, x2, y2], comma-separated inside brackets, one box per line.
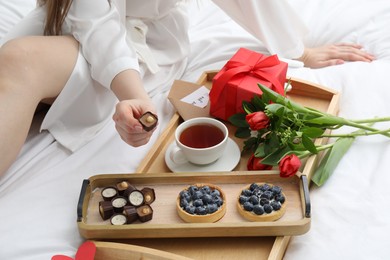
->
[247, 154, 273, 171]
[245, 111, 270, 131]
[279, 154, 301, 177]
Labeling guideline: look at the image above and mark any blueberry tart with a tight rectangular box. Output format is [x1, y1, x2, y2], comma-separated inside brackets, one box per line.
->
[177, 183, 226, 223]
[237, 183, 286, 221]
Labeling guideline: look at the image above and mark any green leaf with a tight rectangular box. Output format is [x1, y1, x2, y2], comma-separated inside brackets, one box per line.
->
[312, 137, 355, 186]
[235, 127, 251, 138]
[254, 143, 266, 157]
[229, 113, 248, 128]
[242, 136, 258, 151]
[258, 84, 312, 114]
[265, 104, 286, 117]
[301, 127, 325, 138]
[306, 116, 346, 126]
[301, 134, 318, 154]
[261, 146, 292, 166]
[242, 101, 255, 114]
[251, 95, 266, 111]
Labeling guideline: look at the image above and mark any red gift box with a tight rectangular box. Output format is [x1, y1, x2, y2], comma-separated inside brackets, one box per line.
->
[209, 48, 287, 121]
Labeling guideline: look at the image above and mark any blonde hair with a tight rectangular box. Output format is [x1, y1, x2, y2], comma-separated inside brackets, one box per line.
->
[37, 0, 73, 36]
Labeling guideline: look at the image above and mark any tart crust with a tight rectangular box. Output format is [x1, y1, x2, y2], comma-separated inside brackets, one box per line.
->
[237, 183, 287, 222]
[176, 183, 226, 223]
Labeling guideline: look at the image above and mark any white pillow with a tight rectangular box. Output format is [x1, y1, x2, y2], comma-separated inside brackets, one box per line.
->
[0, 0, 36, 40]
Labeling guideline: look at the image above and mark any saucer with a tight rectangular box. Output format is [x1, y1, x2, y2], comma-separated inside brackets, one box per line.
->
[165, 138, 241, 173]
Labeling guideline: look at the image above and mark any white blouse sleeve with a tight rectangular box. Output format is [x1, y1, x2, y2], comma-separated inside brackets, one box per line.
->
[66, 0, 139, 89]
[212, 0, 308, 59]
[0, 6, 45, 46]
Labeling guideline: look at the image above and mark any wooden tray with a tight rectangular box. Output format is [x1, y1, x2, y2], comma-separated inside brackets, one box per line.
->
[131, 71, 340, 259]
[78, 71, 339, 260]
[77, 172, 310, 239]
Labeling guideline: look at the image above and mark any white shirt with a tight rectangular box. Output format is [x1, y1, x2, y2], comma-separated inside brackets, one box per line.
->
[65, 0, 307, 89]
[1, 0, 308, 151]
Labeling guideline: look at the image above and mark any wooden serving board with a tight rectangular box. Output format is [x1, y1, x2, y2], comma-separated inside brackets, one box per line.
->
[78, 71, 339, 260]
[78, 172, 310, 239]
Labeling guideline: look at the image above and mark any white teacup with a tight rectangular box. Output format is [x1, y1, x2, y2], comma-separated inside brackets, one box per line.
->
[170, 117, 229, 165]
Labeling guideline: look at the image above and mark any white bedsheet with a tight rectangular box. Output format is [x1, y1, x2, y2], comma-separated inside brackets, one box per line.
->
[1, 0, 390, 259]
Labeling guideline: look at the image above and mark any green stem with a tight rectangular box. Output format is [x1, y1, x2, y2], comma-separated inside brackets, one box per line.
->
[320, 128, 390, 138]
[297, 143, 334, 159]
[351, 117, 390, 124]
[343, 120, 390, 138]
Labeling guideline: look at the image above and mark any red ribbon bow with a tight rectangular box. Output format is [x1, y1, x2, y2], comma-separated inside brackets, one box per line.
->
[210, 54, 284, 106]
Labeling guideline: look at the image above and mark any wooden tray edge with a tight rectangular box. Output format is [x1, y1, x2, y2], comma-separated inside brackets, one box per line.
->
[93, 240, 193, 260]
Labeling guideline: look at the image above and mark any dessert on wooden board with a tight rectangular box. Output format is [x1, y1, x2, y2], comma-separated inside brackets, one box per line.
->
[237, 183, 287, 222]
[177, 183, 226, 223]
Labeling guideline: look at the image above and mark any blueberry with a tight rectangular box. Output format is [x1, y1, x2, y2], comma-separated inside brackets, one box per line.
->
[260, 190, 273, 200]
[185, 205, 196, 214]
[260, 198, 269, 206]
[239, 195, 249, 204]
[270, 201, 281, 211]
[180, 191, 191, 202]
[243, 202, 254, 211]
[195, 206, 207, 215]
[275, 194, 285, 204]
[201, 186, 211, 194]
[253, 204, 265, 215]
[213, 196, 223, 207]
[241, 189, 252, 196]
[188, 185, 199, 195]
[201, 194, 213, 204]
[250, 183, 260, 191]
[210, 189, 221, 197]
[193, 199, 203, 207]
[271, 186, 282, 194]
[260, 184, 271, 192]
[180, 198, 189, 208]
[192, 190, 203, 200]
[263, 204, 273, 214]
[207, 203, 218, 214]
[249, 195, 259, 205]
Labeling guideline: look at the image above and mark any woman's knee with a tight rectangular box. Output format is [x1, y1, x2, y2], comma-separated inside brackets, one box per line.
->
[0, 36, 79, 99]
[0, 38, 30, 74]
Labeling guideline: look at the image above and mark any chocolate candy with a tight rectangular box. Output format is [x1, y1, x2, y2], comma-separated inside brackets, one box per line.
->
[99, 200, 114, 220]
[110, 213, 128, 225]
[111, 196, 128, 213]
[116, 181, 135, 196]
[101, 186, 118, 201]
[141, 187, 155, 205]
[123, 184, 137, 198]
[98, 183, 156, 225]
[123, 206, 138, 224]
[128, 190, 145, 207]
[139, 112, 158, 131]
[137, 205, 153, 222]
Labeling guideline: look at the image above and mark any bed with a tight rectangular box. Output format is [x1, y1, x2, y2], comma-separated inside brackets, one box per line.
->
[1, 0, 390, 259]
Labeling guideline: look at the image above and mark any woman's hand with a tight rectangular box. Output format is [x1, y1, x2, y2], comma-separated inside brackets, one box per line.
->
[112, 99, 158, 147]
[298, 43, 375, 68]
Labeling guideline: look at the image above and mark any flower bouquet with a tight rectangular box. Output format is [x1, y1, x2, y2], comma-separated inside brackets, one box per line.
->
[229, 82, 390, 186]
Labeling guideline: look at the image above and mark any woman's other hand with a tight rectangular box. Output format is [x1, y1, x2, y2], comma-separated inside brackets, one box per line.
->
[298, 43, 375, 68]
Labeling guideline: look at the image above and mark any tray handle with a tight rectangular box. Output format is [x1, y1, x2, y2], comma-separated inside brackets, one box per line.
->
[77, 179, 90, 222]
[300, 175, 311, 218]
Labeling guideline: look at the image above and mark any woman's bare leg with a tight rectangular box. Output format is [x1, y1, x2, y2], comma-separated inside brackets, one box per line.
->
[0, 35, 79, 177]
